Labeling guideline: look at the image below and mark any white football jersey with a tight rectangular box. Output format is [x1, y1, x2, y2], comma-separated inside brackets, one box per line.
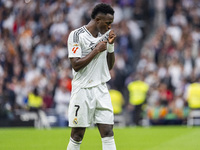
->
[68, 26, 112, 94]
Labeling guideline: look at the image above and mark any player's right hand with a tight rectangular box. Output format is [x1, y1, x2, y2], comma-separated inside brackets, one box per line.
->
[95, 41, 107, 53]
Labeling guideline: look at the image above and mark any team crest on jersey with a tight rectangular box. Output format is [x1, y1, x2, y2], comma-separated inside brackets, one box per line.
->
[89, 42, 95, 48]
[73, 44, 79, 46]
[73, 118, 78, 124]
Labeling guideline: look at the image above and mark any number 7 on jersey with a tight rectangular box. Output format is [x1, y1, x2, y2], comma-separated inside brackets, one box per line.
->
[74, 105, 80, 117]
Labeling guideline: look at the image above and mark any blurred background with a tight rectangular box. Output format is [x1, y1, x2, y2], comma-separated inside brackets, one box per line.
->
[0, 0, 200, 128]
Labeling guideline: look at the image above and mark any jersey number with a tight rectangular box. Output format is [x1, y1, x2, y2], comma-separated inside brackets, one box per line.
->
[74, 105, 80, 117]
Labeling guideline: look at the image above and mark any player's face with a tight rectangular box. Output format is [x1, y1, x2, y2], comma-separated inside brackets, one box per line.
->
[96, 14, 114, 34]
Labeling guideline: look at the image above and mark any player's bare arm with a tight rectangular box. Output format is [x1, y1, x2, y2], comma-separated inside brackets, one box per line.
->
[107, 30, 116, 70]
[70, 41, 107, 72]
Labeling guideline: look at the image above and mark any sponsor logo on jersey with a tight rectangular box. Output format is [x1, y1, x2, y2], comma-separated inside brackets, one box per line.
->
[72, 47, 78, 53]
[73, 118, 78, 124]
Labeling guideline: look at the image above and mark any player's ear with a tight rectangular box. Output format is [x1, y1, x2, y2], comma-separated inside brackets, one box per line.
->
[95, 16, 101, 24]
[95, 13, 103, 24]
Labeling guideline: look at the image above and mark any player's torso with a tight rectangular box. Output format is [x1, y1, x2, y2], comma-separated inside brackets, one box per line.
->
[71, 26, 110, 91]
[79, 30, 107, 70]
[78, 28, 102, 57]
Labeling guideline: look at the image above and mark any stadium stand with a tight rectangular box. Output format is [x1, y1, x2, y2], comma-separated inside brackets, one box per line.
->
[0, 0, 199, 127]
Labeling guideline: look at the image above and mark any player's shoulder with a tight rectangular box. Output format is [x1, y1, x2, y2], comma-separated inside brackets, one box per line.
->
[69, 26, 86, 43]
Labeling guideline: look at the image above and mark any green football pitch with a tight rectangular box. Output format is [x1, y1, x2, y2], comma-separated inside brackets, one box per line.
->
[0, 126, 199, 150]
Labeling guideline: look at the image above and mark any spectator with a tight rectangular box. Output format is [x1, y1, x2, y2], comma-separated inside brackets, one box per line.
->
[109, 88, 125, 115]
[127, 73, 149, 126]
[186, 79, 200, 110]
[28, 87, 43, 112]
[28, 87, 50, 128]
[54, 80, 70, 127]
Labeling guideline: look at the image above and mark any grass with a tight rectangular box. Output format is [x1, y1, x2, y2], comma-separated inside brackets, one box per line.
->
[0, 126, 199, 150]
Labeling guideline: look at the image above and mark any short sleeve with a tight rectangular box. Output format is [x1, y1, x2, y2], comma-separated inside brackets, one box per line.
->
[68, 31, 82, 58]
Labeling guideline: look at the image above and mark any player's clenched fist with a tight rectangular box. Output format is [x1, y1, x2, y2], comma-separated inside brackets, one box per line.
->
[95, 41, 107, 53]
[108, 30, 116, 44]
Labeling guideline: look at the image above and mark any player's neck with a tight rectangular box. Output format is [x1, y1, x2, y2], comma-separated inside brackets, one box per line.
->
[85, 21, 98, 38]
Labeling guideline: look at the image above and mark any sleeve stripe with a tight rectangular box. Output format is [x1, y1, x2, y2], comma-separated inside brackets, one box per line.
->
[73, 28, 85, 43]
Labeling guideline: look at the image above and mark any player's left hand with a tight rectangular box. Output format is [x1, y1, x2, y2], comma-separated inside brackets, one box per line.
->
[108, 30, 116, 44]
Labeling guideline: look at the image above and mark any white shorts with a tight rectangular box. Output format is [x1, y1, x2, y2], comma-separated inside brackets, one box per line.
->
[68, 83, 114, 127]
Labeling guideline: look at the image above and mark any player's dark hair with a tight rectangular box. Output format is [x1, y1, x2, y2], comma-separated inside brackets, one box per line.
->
[91, 3, 114, 19]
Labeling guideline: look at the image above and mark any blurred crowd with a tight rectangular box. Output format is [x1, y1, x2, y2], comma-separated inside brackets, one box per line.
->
[135, 0, 200, 125]
[0, 0, 199, 126]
